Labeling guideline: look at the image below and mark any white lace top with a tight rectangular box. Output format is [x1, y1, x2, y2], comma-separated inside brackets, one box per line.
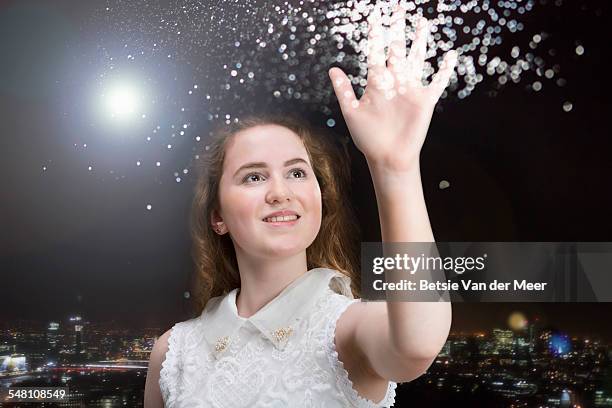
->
[159, 267, 397, 407]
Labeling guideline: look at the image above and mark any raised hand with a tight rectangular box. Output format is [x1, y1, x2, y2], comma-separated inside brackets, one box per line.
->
[329, 4, 458, 173]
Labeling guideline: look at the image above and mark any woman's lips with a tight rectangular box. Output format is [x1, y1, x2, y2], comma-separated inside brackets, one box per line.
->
[262, 216, 300, 227]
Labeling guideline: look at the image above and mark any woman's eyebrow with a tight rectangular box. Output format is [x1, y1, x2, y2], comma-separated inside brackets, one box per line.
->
[233, 157, 309, 177]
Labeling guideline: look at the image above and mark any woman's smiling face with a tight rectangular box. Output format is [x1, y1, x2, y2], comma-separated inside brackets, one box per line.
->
[215, 124, 322, 259]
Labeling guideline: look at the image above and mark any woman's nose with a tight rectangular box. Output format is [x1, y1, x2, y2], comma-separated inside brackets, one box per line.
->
[265, 174, 293, 203]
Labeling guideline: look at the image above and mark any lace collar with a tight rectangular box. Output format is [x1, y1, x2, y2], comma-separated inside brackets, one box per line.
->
[201, 267, 353, 359]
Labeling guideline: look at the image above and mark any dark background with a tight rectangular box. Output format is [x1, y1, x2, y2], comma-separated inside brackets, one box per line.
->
[1, 0, 611, 339]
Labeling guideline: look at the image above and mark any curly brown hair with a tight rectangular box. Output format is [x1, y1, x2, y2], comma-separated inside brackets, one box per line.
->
[189, 113, 362, 316]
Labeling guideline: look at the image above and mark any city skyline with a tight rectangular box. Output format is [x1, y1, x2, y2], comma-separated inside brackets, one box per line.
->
[3, 302, 612, 343]
[2, 315, 611, 407]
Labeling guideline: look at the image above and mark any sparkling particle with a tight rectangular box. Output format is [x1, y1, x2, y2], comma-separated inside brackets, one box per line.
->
[146, 204, 152, 210]
[562, 101, 573, 112]
[183, 291, 190, 299]
[88, 166, 92, 171]
[326, 118, 335, 127]
[176, 177, 181, 182]
[98, 0, 567, 121]
[156, 161, 161, 167]
[575, 45, 584, 56]
[532, 81, 542, 91]
[136, 161, 141, 166]
[439, 180, 450, 190]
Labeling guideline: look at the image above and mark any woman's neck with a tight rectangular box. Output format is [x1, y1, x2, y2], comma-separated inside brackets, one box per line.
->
[233, 250, 308, 318]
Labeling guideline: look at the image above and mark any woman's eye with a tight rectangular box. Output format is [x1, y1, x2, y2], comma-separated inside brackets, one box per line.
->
[291, 168, 307, 178]
[243, 173, 262, 183]
[242, 168, 307, 184]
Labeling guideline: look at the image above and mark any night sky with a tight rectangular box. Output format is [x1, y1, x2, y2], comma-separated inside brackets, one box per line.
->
[1, 0, 611, 339]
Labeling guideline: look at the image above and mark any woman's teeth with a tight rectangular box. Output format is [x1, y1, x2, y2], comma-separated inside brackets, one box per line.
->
[263, 215, 299, 222]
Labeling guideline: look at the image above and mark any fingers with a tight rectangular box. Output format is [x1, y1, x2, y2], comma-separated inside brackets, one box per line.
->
[387, 4, 407, 75]
[429, 50, 459, 98]
[406, 16, 430, 86]
[329, 67, 360, 115]
[367, 5, 386, 85]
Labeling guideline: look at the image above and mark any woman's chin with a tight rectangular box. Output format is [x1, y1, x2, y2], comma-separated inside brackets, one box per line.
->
[259, 241, 306, 257]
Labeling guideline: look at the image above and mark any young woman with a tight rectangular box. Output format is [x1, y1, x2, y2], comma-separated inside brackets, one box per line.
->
[144, 4, 458, 407]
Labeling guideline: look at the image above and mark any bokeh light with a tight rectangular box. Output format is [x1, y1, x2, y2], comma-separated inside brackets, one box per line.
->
[508, 311, 528, 331]
[102, 83, 142, 119]
[549, 332, 571, 357]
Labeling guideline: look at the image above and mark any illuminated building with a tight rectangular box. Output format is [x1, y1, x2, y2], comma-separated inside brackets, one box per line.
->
[492, 329, 514, 354]
[0, 354, 27, 376]
[595, 390, 612, 407]
[68, 315, 87, 358]
[47, 321, 60, 358]
[438, 340, 451, 357]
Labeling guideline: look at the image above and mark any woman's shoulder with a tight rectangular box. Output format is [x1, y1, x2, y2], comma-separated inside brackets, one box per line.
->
[307, 286, 362, 327]
[152, 319, 195, 364]
[323, 282, 361, 305]
[156, 300, 220, 355]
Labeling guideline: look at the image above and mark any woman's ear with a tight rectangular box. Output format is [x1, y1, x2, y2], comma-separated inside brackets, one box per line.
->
[210, 208, 226, 234]
[210, 208, 223, 228]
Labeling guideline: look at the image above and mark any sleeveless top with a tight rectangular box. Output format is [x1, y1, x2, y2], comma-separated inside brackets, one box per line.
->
[159, 267, 397, 407]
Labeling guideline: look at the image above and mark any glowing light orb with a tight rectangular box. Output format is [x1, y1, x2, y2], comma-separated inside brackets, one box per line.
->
[508, 311, 528, 331]
[103, 84, 141, 119]
[549, 332, 571, 357]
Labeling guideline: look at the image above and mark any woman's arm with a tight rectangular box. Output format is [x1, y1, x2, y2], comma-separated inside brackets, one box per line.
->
[143, 329, 171, 408]
[329, 3, 457, 382]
